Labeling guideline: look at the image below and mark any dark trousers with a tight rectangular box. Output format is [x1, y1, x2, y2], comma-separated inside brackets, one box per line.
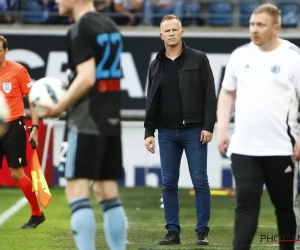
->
[231, 154, 299, 250]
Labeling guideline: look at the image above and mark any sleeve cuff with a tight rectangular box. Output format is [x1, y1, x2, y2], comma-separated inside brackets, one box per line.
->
[144, 128, 155, 139]
[202, 123, 215, 133]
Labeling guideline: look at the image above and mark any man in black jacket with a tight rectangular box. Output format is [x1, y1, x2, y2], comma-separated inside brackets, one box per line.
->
[144, 14, 217, 246]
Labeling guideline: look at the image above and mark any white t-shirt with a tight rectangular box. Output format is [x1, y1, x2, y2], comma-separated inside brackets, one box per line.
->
[222, 39, 300, 157]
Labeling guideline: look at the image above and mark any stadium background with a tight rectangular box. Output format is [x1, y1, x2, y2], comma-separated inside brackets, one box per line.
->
[0, 0, 300, 189]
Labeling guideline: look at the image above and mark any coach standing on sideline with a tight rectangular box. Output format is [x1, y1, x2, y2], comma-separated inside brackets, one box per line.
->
[144, 14, 217, 246]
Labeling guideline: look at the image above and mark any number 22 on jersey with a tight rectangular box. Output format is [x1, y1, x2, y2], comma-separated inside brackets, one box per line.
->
[96, 32, 123, 79]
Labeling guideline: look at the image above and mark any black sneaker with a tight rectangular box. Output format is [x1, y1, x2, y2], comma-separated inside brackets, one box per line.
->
[21, 213, 45, 229]
[196, 230, 209, 245]
[158, 230, 181, 245]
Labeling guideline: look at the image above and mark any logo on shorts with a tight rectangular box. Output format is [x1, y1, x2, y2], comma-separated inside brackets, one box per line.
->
[108, 118, 120, 125]
[284, 165, 292, 173]
[2, 82, 12, 93]
[271, 65, 280, 74]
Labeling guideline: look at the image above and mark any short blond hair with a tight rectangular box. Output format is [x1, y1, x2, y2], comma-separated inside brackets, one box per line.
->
[0, 35, 8, 50]
[253, 4, 281, 25]
[160, 14, 182, 30]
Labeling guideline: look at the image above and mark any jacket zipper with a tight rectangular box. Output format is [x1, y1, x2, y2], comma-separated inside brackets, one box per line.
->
[178, 69, 185, 126]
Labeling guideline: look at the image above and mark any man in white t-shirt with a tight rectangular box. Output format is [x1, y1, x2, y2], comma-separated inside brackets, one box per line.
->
[217, 3, 300, 250]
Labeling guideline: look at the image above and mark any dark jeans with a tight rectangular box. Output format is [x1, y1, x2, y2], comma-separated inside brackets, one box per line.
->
[158, 127, 210, 234]
[231, 154, 299, 250]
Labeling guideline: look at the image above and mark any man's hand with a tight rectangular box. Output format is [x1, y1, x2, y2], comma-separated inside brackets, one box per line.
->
[162, 1, 174, 8]
[200, 130, 213, 144]
[152, 0, 160, 7]
[294, 138, 300, 161]
[145, 136, 155, 154]
[127, 13, 135, 25]
[29, 127, 38, 148]
[0, 123, 8, 137]
[42, 0, 49, 6]
[35, 102, 63, 118]
[217, 132, 230, 157]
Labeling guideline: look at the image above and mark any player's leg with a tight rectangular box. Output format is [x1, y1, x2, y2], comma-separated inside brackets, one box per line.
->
[93, 180, 127, 250]
[92, 135, 127, 250]
[10, 167, 45, 229]
[157, 128, 183, 245]
[182, 127, 210, 245]
[64, 132, 96, 250]
[231, 154, 264, 250]
[3, 118, 44, 228]
[263, 156, 299, 250]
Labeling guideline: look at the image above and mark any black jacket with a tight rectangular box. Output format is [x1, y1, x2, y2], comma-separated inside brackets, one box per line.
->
[144, 41, 217, 139]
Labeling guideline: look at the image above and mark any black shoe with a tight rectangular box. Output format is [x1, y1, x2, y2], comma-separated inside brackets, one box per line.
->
[158, 230, 181, 245]
[196, 230, 209, 245]
[21, 213, 45, 229]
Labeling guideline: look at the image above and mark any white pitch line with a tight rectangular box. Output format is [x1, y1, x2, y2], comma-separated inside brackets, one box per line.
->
[0, 197, 27, 226]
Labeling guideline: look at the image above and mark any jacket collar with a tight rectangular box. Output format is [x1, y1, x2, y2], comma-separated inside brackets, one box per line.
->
[156, 40, 187, 63]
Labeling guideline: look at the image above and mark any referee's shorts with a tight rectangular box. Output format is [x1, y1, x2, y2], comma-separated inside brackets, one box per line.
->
[0, 117, 27, 169]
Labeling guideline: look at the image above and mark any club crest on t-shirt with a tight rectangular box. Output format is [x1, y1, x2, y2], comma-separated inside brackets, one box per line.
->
[271, 65, 280, 74]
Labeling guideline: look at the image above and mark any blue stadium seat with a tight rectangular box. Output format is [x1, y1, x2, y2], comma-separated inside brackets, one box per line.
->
[278, 3, 299, 27]
[208, 3, 232, 26]
[240, 2, 260, 26]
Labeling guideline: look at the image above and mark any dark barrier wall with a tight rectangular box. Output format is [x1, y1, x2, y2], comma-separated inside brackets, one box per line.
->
[3, 33, 300, 111]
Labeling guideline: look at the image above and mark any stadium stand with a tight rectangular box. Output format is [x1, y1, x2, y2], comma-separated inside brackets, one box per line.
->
[0, 0, 299, 28]
[277, 0, 299, 27]
[239, 0, 261, 26]
[208, 2, 232, 26]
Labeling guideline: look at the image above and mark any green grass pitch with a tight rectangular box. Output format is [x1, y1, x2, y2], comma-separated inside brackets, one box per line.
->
[0, 187, 285, 250]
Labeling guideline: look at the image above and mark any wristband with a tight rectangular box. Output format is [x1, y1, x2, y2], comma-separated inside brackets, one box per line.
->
[32, 124, 39, 129]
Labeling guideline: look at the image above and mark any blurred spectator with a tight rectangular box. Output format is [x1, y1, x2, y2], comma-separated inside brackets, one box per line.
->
[94, 0, 111, 13]
[112, 0, 143, 26]
[23, 0, 72, 24]
[182, 0, 202, 26]
[0, 0, 7, 11]
[23, 0, 51, 23]
[0, 0, 18, 23]
[143, 0, 183, 26]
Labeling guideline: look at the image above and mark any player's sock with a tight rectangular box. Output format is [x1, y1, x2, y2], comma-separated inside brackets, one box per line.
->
[101, 197, 127, 250]
[69, 198, 96, 250]
[17, 174, 42, 216]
